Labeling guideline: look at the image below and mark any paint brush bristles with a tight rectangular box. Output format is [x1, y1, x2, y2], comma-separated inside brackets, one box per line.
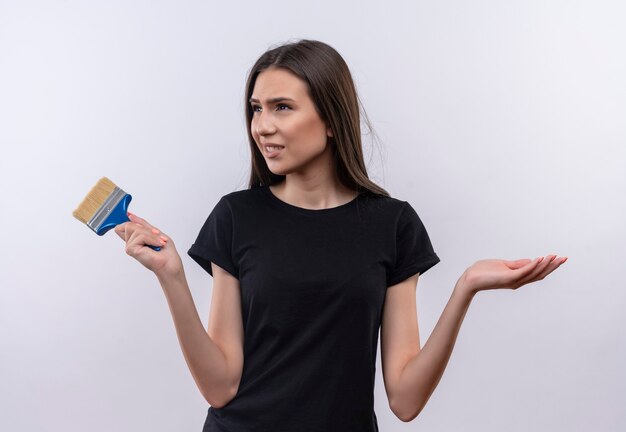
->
[72, 177, 118, 224]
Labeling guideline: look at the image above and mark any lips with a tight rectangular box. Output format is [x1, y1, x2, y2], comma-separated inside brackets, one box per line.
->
[263, 144, 284, 158]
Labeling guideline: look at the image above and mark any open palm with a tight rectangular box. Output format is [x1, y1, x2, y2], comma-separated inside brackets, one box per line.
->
[460, 255, 567, 295]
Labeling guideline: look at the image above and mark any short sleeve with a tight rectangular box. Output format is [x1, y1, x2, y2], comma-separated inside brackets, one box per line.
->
[188, 197, 239, 279]
[386, 202, 440, 287]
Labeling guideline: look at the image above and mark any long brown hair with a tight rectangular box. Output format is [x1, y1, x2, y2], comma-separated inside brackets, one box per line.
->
[244, 39, 389, 198]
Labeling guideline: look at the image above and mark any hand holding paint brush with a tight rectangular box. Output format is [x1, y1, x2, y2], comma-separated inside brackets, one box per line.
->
[113, 211, 184, 278]
[73, 177, 183, 277]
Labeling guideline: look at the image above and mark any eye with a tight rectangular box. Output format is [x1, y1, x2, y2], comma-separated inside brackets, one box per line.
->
[251, 103, 291, 113]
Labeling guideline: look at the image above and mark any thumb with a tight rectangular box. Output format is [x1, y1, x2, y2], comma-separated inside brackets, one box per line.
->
[114, 223, 129, 241]
[505, 258, 533, 270]
[127, 212, 155, 230]
[508, 258, 542, 282]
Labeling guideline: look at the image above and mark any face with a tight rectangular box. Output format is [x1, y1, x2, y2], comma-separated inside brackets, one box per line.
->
[250, 67, 334, 177]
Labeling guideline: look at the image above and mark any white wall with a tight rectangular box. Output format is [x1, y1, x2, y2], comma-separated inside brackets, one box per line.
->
[1, 1, 624, 431]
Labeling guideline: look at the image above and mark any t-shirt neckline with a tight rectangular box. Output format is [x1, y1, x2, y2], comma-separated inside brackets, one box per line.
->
[261, 184, 361, 215]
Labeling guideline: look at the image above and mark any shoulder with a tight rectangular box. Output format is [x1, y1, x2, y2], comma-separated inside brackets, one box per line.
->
[220, 187, 264, 201]
[209, 187, 273, 223]
[217, 187, 266, 208]
[360, 192, 417, 221]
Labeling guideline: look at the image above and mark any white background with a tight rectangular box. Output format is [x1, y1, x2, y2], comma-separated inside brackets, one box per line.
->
[1, 1, 624, 431]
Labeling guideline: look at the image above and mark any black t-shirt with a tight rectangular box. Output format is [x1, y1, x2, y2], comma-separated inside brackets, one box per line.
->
[188, 185, 439, 432]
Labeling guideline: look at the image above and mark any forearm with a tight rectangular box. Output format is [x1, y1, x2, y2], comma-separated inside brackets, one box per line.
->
[394, 278, 475, 421]
[157, 270, 236, 407]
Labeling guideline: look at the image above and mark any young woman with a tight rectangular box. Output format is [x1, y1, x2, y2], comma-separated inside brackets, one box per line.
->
[115, 39, 566, 431]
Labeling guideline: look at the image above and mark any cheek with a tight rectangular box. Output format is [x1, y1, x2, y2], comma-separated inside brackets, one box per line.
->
[250, 121, 260, 142]
[291, 115, 327, 145]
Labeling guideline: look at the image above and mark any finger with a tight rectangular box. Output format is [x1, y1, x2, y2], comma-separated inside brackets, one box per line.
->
[118, 221, 139, 242]
[128, 228, 167, 250]
[125, 235, 159, 258]
[516, 255, 558, 286]
[505, 258, 533, 270]
[506, 257, 543, 284]
[523, 256, 567, 284]
[127, 212, 156, 230]
[114, 223, 128, 241]
[129, 213, 167, 240]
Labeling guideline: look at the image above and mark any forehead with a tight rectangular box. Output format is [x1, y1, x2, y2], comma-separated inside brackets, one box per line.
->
[251, 68, 309, 100]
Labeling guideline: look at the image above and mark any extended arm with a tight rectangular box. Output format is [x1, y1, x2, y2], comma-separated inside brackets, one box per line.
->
[383, 255, 567, 422]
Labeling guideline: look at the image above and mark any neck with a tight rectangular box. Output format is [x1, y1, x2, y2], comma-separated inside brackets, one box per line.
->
[271, 173, 357, 211]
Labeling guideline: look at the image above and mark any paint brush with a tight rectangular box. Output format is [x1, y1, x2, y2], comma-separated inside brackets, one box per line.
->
[72, 177, 161, 251]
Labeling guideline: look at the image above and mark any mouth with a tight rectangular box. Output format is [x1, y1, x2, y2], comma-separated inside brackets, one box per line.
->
[263, 144, 285, 158]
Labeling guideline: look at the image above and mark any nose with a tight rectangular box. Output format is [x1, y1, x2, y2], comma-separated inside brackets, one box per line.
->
[254, 110, 277, 137]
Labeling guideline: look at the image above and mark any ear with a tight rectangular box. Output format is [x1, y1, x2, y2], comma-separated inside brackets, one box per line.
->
[326, 127, 334, 138]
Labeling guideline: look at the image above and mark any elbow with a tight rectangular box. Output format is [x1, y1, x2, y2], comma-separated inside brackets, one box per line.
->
[390, 396, 425, 423]
[394, 406, 423, 423]
[203, 385, 238, 409]
[206, 397, 228, 410]
[394, 408, 422, 423]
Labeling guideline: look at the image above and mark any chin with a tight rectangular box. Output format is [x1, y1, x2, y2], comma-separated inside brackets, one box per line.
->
[267, 166, 292, 176]
[264, 157, 295, 176]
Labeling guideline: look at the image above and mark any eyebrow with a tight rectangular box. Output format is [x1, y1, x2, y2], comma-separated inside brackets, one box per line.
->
[249, 97, 295, 104]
